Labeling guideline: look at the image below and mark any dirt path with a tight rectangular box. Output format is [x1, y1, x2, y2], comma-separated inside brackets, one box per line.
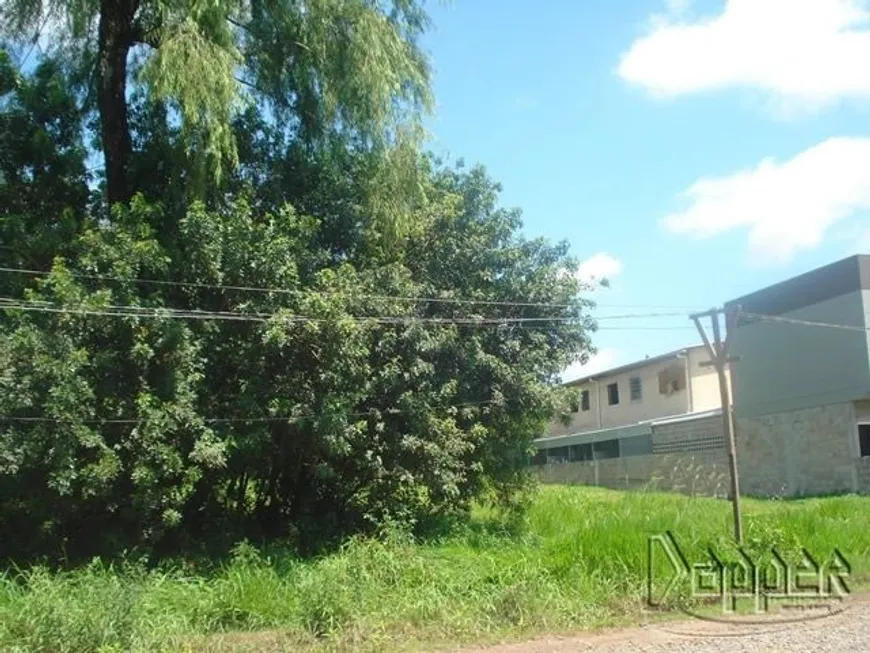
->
[438, 595, 870, 653]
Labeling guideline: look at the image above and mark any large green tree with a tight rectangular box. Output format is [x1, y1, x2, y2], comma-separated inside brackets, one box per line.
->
[0, 25, 596, 561]
[0, 0, 431, 207]
[0, 87, 592, 557]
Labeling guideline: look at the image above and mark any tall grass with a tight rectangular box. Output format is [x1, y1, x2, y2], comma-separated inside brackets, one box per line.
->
[2, 486, 869, 652]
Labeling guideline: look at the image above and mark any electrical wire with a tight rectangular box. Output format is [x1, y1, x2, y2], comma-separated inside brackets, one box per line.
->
[0, 400, 499, 425]
[738, 311, 870, 333]
[0, 266, 582, 309]
[0, 266, 703, 311]
[0, 297, 697, 330]
[0, 295, 690, 321]
[0, 297, 276, 323]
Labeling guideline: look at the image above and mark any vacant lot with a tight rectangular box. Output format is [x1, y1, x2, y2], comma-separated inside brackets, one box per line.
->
[2, 486, 869, 652]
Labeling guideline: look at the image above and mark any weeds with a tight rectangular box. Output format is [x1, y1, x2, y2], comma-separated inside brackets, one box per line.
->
[1, 486, 868, 652]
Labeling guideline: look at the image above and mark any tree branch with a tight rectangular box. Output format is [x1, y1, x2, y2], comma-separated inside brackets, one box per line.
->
[226, 15, 252, 33]
[131, 21, 160, 48]
[225, 15, 310, 51]
[235, 76, 266, 94]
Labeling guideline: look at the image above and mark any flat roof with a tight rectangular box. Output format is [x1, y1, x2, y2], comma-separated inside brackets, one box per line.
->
[725, 254, 870, 318]
[562, 343, 704, 387]
[534, 408, 722, 449]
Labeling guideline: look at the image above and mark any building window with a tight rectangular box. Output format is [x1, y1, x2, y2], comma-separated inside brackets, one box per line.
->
[531, 450, 547, 466]
[569, 393, 580, 413]
[569, 443, 593, 461]
[546, 446, 570, 464]
[859, 424, 870, 457]
[630, 376, 642, 401]
[593, 438, 620, 460]
[581, 389, 590, 412]
[607, 382, 619, 406]
[658, 364, 686, 396]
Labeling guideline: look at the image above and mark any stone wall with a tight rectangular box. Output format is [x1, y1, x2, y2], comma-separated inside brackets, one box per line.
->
[534, 449, 730, 497]
[735, 402, 859, 497]
[857, 400, 870, 492]
[536, 402, 870, 497]
[857, 458, 870, 492]
[535, 413, 729, 497]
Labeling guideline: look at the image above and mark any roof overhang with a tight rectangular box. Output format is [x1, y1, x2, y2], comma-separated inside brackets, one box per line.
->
[562, 344, 702, 388]
[534, 408, 723, 449]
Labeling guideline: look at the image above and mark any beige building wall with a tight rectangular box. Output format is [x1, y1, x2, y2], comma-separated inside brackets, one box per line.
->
[580, 354, 690, 429]
[549, 382, 603, 436]
[686, 346, 730, 413]
[550, 345, 729, 438]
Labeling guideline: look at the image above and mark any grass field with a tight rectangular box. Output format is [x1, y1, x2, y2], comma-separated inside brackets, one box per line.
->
[2, 485, 869, 652]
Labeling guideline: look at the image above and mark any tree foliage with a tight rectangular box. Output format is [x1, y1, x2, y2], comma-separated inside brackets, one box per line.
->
[1, 0, 431, 212]
[0, 51, 90, 282]
[0, 36, 595, 562]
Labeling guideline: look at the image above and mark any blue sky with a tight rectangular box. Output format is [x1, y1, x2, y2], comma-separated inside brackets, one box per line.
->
[421, 0, 870, 379]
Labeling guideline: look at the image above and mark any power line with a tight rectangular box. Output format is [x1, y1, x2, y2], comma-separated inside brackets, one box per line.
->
[594, 325, 695, 331]
[0, 266, 583, 309]
[0, 266, 702, 311]
[0, 298, 697, 330]
[0, 299, 274, 323]
[0, 297, 573, 324]
[0, 296, 688, 321]
[0, 400, 499, 425]
[738, 311, 870, 333]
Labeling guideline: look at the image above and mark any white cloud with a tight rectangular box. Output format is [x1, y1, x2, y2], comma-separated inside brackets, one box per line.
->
[662, 137, 870, 262]
[561, 348, 623, 383]
[618, 0, 870, 110]
[576, 252, 623, 284]
[664, 0, 693, 16]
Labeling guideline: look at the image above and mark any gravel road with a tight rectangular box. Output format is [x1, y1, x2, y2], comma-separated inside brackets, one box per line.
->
[442, 595, 870, 653]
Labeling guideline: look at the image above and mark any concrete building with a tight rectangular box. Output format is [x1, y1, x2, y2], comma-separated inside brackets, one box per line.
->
[725, 254, 870, 496]
[532, 345, 730, 487]
[534, 253, 870, 498]
[547, 344, 725, 437]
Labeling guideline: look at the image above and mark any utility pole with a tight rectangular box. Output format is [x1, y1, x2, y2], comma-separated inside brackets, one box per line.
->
[691, 305, 743, 544]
